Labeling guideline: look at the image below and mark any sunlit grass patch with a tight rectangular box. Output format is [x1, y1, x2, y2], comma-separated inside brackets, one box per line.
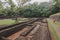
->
[0, 18, 30, 25]
[0, 19, 15, 25]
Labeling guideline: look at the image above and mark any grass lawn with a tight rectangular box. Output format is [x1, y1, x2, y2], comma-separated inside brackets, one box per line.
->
[0, 18, 30, 25]
[0, 19, 15, 25]
[47, 18, 60, 40]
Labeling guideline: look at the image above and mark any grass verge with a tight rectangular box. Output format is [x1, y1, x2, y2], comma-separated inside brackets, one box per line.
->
[54, 22, 60, 28]
[0, 19, 15, 25]
[0, 18, 30, 25]
[47, 18, 60, 40]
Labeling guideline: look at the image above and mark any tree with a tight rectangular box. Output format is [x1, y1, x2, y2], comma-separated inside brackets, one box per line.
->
[4, 0, 18, 23]
[6, 0, 31, 22]
[21, 0, 31, 5]
[0, 0, 3, 16]
[53, 0, 60, 11]
[19, 2, 56, 18]
[16, 0, 31, 7]
[0, 0, 57, 18]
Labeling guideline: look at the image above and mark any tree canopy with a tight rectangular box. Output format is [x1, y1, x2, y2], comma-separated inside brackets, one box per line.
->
[53, 0, 60, 11]
[0, 0, 60, 18]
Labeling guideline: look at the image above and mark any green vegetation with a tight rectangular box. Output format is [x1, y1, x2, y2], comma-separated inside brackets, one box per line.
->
[0, 18, 29, 25]
[0, 19, 15, 25]
[0, 0, 58, 18]
[47, 19, 60, 40]
[54, 22, 60, 28]
[0, 0, 31, 23]
[51, 12, 60, 16]
[53, 0, 60, 11]
[0, 0, 60, 18]
[0, 0, 60, 40]
[20, 2, 56, 17]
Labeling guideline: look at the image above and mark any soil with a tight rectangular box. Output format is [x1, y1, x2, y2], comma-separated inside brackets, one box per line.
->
[18, 21, 51, 40]
[33, 22, 51, 40]
[1, 19, 51, 40]
[7, 26, 29, 40]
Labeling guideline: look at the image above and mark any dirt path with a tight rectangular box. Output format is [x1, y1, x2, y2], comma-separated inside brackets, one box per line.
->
[27, 22, 51, 40]
[6, 19, 51, 40]
[39, 23, 50, 40]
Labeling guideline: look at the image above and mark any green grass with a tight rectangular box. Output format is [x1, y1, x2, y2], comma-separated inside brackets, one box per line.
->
[47, 19, 60, 40]
[51, 12, 60, 16]
[55, 22, 60, 28]
[0, 18, 30, 25]
[0, 19, 15, 25]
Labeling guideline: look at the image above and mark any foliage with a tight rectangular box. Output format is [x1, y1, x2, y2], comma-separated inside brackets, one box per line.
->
[0, 0, 3, 15]
[47, 19, 60, 40]
[0, 0, 60, 18]
[53, 0, 60, 11]
[19, 2, 56, 17]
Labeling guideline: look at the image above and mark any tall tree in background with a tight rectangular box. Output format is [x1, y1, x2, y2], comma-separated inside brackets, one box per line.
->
[7, 0, 31, 23]
[8, 0, 19, 23]
[17, 0, 31, 7]
[53, 0, 60, 11]
[0, 0, 3, 16]
[21, 0, 31, 5]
